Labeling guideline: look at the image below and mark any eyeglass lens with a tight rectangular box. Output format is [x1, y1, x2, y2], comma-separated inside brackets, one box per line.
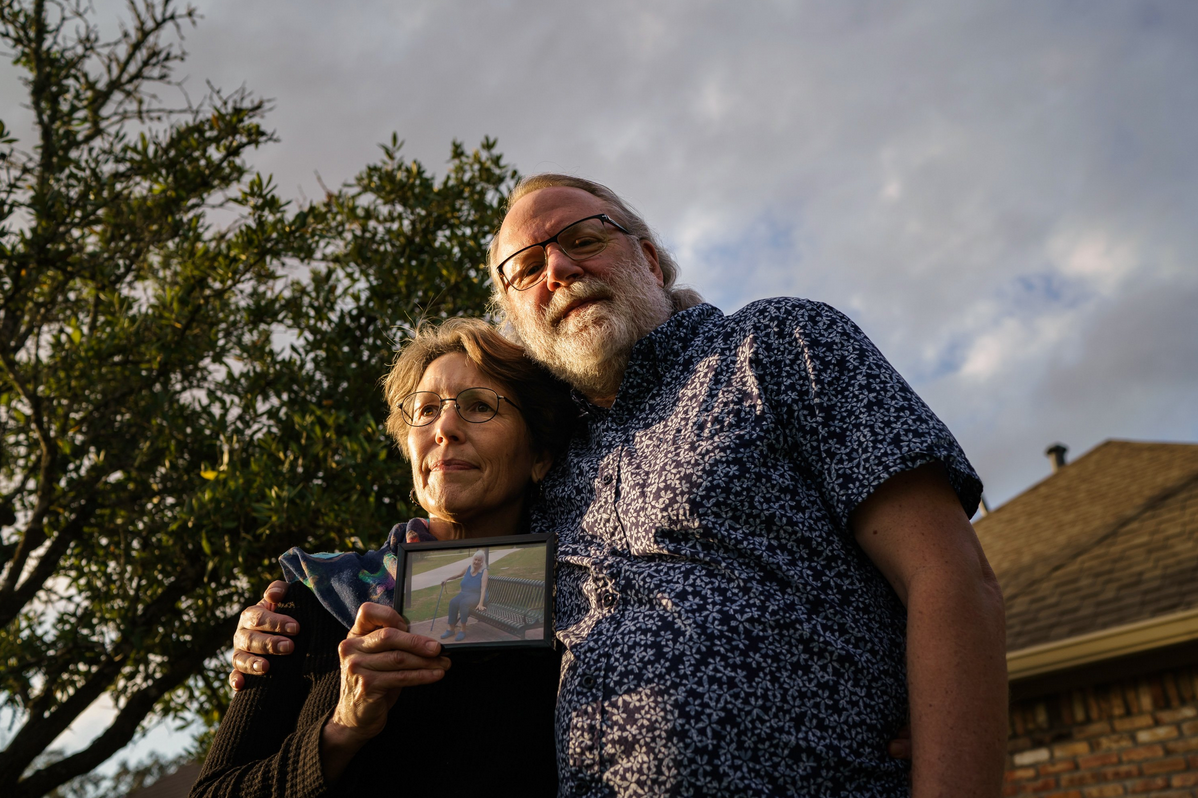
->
[400, 388, 502, 426]
[505, 217, 613, 290]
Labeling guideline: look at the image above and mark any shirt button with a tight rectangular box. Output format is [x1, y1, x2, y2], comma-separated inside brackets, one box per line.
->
[601, 592, 617, 609]
[601, 474, 613, 485]
[580, 674, 597, 689]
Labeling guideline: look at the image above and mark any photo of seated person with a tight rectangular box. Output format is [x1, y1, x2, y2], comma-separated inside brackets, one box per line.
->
[439, 550, 488, 641]
[400, 540, 549, 646]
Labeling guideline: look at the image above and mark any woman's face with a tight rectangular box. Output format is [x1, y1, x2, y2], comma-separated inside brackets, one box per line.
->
[408, 353, 552, 533]
[472, 552, 484, 571]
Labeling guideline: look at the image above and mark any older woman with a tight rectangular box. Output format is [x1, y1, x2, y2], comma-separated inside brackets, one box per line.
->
[192, 319, 575, 797]
[439, 550, 489, 641]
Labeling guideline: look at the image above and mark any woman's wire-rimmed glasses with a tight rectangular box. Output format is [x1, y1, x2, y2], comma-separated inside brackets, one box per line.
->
[495, 213, 632, 291]
[398, 387, 522, 427]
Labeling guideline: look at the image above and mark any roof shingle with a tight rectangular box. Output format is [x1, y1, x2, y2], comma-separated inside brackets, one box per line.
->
[974, 440, 1198, 651]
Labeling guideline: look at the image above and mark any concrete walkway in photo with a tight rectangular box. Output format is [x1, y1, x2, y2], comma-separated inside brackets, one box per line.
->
[409, 548, 518, 591]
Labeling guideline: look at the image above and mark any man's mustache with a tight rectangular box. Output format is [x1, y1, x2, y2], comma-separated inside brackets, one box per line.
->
[544, 280, 615, 328]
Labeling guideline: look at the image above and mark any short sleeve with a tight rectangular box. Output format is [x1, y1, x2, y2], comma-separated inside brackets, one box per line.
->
[750, 298, 982, 529]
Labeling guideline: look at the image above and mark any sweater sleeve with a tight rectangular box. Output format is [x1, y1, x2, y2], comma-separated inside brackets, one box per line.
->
[190, 587, 343, 798]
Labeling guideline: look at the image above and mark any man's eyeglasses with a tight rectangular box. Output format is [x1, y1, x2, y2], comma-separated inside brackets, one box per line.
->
[495, 214, 632, 291]
[398, 387, 521, 427]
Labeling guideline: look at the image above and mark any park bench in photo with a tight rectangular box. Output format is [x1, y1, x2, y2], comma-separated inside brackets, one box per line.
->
[474, 576, 545, 638]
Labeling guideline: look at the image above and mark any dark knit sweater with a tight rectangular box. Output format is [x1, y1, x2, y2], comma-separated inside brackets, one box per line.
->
[192, 584, 560, 797]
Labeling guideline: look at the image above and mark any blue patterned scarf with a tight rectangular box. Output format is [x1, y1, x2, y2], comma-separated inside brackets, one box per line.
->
[278, 517, 436, 629]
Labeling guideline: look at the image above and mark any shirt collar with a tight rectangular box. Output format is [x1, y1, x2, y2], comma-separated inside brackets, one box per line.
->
[570, 303, 722, 421]
[637, 303, 721, 372]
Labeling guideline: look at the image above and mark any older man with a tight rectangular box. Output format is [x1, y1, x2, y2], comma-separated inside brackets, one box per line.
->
[235, 175, 1007, 796]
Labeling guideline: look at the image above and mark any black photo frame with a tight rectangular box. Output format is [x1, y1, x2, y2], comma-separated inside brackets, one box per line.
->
[393, 533, 554, 652]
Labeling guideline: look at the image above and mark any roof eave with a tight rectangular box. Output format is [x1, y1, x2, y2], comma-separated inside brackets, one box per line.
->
[1007, 606, 1198, 682]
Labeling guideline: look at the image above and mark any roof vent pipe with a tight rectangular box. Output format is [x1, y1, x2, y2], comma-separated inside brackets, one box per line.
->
[1046, 443, 1068, 473]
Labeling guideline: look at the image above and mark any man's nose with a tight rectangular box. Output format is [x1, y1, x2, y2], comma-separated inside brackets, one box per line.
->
[544, 244, 584, 291]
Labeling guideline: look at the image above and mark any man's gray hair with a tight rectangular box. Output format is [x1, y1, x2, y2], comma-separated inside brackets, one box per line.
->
[488, 174, 704, 313]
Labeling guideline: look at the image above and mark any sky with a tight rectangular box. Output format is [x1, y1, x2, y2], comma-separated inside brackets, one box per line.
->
[3, 0, 1197, 773]
[181, 0, 1197, 507]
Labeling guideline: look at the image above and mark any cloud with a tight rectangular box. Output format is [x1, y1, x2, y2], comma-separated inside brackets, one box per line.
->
[2, 0, 1194, 506]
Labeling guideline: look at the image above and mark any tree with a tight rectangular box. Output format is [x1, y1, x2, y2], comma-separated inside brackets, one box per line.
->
[0, 2, 514, 795]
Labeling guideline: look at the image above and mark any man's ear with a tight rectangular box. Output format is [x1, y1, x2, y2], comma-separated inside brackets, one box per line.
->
[640, 239, 664, 287]
[531, 450, 553, 484]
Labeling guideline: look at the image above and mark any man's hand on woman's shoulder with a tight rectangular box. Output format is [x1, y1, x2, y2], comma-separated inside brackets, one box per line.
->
[229, 580, 300, 691]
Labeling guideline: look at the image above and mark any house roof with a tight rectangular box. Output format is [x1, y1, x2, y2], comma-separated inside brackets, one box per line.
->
[974, 439, 1198, 653]
[126, 763, 201, 798]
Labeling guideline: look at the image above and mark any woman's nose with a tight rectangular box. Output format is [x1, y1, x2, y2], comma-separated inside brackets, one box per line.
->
[433, 406, 466, 443]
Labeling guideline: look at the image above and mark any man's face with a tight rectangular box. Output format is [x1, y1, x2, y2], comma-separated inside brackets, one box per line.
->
[493, 187, 672, 401]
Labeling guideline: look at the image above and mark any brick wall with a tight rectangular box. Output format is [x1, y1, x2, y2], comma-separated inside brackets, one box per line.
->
[1006, 665, 1198, 797]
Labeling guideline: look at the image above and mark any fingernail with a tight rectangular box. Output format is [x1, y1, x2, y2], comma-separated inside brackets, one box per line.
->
[278, 640, 293, 653]
[285, 623, 299, 634]
[252, 661, 264, 673]
[425, 640, 440, 655]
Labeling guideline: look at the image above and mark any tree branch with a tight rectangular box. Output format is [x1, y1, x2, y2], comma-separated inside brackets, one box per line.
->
[0, 496, 96, 629]
[0, 349, 57, 597]
[0, 570, 196, 785]
[17, 610, 238, 798]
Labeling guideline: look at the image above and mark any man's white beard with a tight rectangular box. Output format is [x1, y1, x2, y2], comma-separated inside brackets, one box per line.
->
[505, 253, 672, 401]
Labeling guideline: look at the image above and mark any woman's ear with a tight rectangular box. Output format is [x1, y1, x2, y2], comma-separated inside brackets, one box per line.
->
[531, 450, 553, 485]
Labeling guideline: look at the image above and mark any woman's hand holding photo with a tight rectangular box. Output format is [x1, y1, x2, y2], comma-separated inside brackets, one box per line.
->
[321, 603, 451, 780]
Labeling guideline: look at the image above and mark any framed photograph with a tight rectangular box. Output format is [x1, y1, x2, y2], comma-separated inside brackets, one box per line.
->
[393, 533, 554, 652]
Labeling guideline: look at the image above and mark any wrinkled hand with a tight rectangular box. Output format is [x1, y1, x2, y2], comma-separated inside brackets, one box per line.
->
[229, 580, 298, 691]
[327, 602, 451, 744]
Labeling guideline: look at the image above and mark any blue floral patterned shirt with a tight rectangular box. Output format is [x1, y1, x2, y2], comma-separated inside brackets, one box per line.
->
[535, 299, 982, 798]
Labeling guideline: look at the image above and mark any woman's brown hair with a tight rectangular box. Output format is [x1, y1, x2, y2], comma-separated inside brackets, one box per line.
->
[381, 318, 576, 461]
